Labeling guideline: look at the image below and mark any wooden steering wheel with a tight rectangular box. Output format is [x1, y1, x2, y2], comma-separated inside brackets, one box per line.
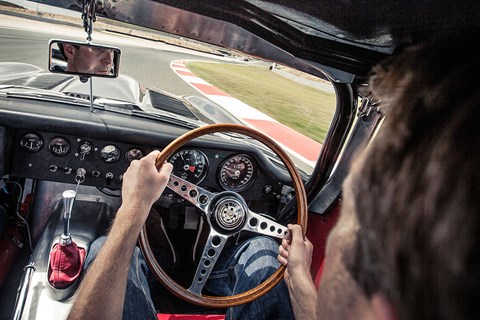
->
[138, 123, 308, 308]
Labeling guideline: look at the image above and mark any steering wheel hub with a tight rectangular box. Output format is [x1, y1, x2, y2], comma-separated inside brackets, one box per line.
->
[213, 197, 246, 231]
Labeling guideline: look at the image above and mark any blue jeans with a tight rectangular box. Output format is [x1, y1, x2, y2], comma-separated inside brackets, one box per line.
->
[84, 236, 158, 320]
[206, 237, 294, 320]
[85, 236, 294, 320]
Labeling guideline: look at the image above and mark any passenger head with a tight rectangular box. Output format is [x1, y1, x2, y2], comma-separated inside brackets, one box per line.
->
[346, 29, 480, 320]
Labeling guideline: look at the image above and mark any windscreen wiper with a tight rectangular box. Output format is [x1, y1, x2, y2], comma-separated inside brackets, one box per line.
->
[92, 97, 202, 130]
[131, 110, 200, 130]
[0, 85, 103, 109]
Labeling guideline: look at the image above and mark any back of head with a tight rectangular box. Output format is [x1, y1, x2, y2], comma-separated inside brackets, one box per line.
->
[347, 29, 480, 320]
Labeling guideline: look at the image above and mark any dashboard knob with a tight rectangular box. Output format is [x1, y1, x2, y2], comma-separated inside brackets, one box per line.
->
[264, 185, 273, 194]
[106, 172, 114, 185]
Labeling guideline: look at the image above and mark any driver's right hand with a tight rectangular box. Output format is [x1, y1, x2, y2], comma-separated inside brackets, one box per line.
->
[120, 150, 173, 224]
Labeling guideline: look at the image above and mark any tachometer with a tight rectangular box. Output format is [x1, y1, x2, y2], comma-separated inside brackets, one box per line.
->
[219, 154, 256, 192]
[169, 149, 208, 184]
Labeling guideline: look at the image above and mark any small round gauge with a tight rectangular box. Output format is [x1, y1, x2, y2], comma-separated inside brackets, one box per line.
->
[219, 154, 256, 192]
[125, 148, 144, 163]
[20, 133, 43, 152]
[48, 137, 70, 156]
[169, 149, 208, 184]
[100, 144, 121, 163]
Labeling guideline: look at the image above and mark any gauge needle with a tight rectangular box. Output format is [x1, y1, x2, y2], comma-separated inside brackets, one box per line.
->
[180, 153, 187, 165]
[189, 166, 196, 173]
[226, 168, 240, 177]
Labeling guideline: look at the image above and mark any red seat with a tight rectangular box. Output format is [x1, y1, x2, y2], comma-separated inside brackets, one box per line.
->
[158, 315, 225, 320]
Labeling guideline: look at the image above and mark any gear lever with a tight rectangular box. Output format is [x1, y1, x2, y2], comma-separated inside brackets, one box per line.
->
[48, 189, 86, 289]
[60, 190, 76, 245]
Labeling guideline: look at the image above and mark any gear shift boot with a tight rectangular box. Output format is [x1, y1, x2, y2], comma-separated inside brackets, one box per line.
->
[48, 242, 86, 289]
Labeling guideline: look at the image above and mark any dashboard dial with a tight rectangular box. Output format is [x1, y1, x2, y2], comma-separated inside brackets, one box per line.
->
[125, 148, 144, 163]
[49, 137, 70, 156]
[20, 133, 43, 152]
[169, 149, 208, 184]
[219, 154, 256, 192]
[78, 140, 94, 160]
[100, 144, 121, 163]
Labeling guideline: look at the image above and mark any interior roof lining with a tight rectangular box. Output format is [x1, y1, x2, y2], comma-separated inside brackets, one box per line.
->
[31, 0, 480, 79]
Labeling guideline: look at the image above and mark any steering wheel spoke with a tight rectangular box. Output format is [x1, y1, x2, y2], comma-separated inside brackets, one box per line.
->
[167, 174, 215, 212]
[188, 229, 229, 295]
[243, 210, 290, 239]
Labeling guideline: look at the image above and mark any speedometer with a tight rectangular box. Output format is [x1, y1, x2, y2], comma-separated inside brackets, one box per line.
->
[169, 149, 208, 184]
[219, 154, 256, 192]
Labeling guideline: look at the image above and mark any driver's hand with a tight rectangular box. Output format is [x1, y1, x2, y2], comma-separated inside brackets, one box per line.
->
[120, 150, 172, 219]
[278, 224, 317, 319]
[278, 224, 314, 284]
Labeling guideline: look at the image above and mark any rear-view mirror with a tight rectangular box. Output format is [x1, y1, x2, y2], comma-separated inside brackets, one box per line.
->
[48, 39, 121, 78]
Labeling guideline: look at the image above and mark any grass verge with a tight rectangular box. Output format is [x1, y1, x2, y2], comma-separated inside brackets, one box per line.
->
[187, 62, 336, 143]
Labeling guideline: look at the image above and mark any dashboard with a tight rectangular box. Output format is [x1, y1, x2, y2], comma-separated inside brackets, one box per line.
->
[0, 96, 297, 216]
[8, 128, 293, 204]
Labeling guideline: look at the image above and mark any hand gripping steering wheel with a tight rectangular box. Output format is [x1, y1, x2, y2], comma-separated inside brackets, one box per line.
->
[138, 123, 307, 308]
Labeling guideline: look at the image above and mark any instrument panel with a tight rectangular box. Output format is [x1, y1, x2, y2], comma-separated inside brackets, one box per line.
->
[19, 132, 145, 164]
[168, 150, 258, 192]
[11, 129, 288, 201]
[13, 130, 148, 189]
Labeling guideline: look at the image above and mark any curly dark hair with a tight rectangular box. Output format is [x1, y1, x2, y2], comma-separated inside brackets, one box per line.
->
[345, 29, 480, 320]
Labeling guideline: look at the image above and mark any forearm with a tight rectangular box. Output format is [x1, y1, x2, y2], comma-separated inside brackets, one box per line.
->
[288, 274, 318, 320]
[68, 206, 147, 320]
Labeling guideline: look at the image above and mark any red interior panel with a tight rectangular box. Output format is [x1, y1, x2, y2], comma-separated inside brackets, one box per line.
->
[306, 202, 341, 287]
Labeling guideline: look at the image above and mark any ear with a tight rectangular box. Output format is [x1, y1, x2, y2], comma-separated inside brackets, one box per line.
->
[63, 44, 75, 59]
[371, 293, 399, 320]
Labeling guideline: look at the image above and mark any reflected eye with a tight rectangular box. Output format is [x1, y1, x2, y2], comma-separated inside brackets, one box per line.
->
[94, 48, 107, 54]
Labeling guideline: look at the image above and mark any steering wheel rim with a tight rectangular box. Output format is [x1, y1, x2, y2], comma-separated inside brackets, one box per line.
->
[139, 123, 308, 308]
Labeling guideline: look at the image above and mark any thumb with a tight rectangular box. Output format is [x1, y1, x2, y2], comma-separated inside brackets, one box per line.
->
[288, 224, 304, 245]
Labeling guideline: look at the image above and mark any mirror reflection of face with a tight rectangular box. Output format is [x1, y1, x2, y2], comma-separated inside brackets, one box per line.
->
[63, 44, 114, 75]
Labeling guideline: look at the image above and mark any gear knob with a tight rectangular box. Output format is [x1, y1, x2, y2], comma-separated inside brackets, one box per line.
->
[62, 190, 76, 220]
